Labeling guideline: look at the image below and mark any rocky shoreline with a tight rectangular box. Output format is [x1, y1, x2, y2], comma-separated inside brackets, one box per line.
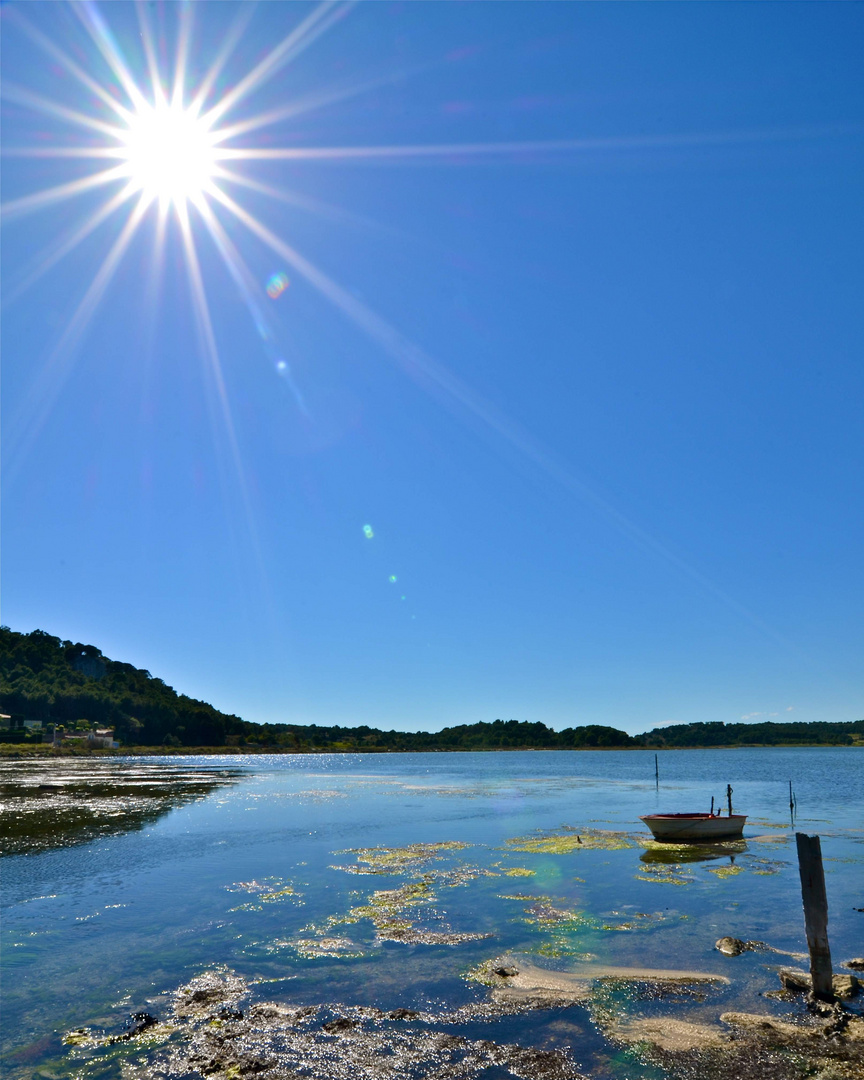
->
[57, 948, 864, 1080]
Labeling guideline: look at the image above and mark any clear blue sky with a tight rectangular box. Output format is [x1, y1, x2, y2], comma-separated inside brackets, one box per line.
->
[2, 2, 862, 734]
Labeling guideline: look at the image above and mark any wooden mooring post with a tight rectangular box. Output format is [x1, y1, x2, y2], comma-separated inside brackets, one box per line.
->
[795, 832, 834, 1000]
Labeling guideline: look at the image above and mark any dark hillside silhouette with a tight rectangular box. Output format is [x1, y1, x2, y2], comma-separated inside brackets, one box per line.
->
[2, 628, 861, 750]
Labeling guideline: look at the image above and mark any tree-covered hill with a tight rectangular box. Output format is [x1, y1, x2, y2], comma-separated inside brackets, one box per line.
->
[0, 627, 246, 747]
[1, 627, 861, 750]
[635, 719, 864, 748]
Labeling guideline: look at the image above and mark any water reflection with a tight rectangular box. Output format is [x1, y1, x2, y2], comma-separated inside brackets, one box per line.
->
[639, 840, 748, 865]
[0, 759, 241, 855]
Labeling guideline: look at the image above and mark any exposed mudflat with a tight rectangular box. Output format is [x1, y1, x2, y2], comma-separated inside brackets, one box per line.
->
[0, 759, 240, 855]
[82, 970, 587, 1080]
[57, 961, 864, 1080]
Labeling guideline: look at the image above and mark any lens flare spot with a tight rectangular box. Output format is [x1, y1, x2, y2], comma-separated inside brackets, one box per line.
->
[363, 525, 374, 539]
[276, 359, 288, 372]
[266, 272, 290, 299]
[388, 575, 397, 584]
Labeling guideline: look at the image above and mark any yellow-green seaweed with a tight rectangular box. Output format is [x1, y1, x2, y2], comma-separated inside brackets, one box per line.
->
[536, 942, 599, 959]
[504, 827, 633, 854]
[290, 937, 365, 959]
[225, 877, 301, 911]
[307, 871, 490, 947]
[633, 864, 692, 886]
[497, 892, 549, 902]
[705, 864, 744, 879]
[330, 841, 470, 875]
[522, 902, 598, 931]
[463, 958, 510, 987]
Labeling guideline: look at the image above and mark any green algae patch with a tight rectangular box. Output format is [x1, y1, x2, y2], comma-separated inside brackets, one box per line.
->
[308, 877, 490, 947]
[498, 892, 550, 901]
[428, 864, 498, 888]
[517, 899, 657, 955]
[518, 901, 617, 958]
[747, 856, 787, 875]
[316, 841, 498, 947]
[330, 841, 470, 876]
[258, 886, 301, 904]
[705, 864, 744, 879]
[536, 943, 599, 959]
[225, 877, 302, 911]
[346, 881, 490, 943]
[490, 860, 536, 877]
[600, 920, 641, 932]
[62, 1020, 177, 1059]
[504, 826, 633, 855]
[633, 864, 693, 886]
[350, 880, 433, 922]
[63, 1028, 98, 1048]
[523, 902, 598, 931]
[599, 909, 678, 933]
[464, 958, 516, 987]
[289, 937, 365, 959]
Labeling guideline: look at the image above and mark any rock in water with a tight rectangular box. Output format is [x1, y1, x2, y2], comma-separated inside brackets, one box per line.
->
[715, 937, 747, 956]
[715, 937, 768, 956]
[832, 974, 860, 999]
[778, 968, 860, 998]
[778, 968, 812, 991]
[122, 1013, 157, 1039]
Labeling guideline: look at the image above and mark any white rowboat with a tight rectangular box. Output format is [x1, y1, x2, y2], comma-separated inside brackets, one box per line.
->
[640, 813, 747, 841]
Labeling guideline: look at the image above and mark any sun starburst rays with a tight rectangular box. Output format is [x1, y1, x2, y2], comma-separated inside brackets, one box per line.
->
[0, 0, 365, 591]
[1, 1, 807, 644]
[3, 190, 151, 485]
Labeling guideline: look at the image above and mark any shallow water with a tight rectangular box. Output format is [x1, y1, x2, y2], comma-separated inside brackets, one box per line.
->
[2, 748, 862, 1078]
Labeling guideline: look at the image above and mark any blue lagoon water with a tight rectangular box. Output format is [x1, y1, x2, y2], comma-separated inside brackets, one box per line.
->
[2, 748, 862, 1078]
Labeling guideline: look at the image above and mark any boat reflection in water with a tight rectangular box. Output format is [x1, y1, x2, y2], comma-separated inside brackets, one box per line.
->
[639, 837, 748, 866]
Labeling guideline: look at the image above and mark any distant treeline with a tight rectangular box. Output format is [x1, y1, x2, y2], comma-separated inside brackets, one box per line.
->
[2, 628, 862, 751]
[637, 719, 863, 748]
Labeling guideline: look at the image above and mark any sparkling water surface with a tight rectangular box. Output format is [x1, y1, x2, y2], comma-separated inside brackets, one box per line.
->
[2, 748, 862, 1078]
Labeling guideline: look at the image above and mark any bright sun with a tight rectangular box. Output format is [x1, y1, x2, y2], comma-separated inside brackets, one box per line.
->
[121, 103, 217, 207]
